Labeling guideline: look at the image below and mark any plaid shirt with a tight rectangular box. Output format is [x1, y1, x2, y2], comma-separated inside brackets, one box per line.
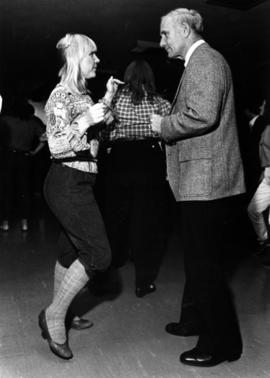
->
[108, 89, 171, 141]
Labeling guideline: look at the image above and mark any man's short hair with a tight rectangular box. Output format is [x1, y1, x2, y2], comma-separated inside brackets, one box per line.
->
[162, 8, 204, 34]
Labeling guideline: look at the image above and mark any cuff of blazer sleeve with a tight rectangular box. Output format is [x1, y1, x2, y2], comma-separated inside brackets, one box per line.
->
[160, 116, 176, 143]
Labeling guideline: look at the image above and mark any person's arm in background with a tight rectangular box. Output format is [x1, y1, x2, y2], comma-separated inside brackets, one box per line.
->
[159, 97, 172, 117]
[27, 139, 46, 156]
[260, 123, 270, 183]
[26, 118, 47, 156]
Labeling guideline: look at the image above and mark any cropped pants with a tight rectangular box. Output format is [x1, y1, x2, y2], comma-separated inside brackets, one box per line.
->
[44, 163, 111, 277]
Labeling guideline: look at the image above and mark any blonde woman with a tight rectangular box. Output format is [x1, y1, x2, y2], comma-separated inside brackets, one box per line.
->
[38, 33, 122, 360]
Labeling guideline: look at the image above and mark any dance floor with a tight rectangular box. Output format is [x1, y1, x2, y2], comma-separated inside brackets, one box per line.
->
[0, 198, 270, 378]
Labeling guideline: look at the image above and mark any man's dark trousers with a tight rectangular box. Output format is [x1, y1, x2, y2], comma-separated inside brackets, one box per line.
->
[179, 196, 243, 357]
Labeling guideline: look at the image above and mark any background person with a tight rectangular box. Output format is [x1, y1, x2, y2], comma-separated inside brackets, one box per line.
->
[247, 100, 270, 261]
[103, 59, 172, 297]
[243, 98, 268, 198]
[0, 97, 45, 231]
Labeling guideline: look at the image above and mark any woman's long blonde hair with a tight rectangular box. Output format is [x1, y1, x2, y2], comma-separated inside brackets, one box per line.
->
[56, 33, 96, 94]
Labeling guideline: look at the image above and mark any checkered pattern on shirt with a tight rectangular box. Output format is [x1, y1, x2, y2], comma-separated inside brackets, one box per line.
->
[109, 90, 171, 141]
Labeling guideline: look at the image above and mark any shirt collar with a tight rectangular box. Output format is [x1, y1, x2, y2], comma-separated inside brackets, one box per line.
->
[249, 115, 259, 128]
[184, 40, 205, 67]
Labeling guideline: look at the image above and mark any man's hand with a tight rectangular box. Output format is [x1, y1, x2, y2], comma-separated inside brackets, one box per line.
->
[150, 114, 163, 134]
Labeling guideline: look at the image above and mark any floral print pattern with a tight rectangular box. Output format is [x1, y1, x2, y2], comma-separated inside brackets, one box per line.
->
[45, 84, 99, 173]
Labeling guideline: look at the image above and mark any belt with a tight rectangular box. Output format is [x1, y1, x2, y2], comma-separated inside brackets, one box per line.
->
[51, 149, 97, 163]
[109, 138, 159, 146]
[51, 155, 97, 163]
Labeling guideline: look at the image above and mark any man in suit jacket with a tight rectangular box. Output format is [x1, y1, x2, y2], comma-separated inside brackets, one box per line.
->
[151, 8, 245, 367]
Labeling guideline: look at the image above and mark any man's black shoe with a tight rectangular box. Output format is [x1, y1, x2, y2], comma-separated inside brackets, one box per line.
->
[165, 322, 201, 336]
[180, 347, 241, 367]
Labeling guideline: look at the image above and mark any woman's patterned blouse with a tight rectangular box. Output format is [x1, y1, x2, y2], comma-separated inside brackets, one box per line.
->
[45, 84, 99, 173]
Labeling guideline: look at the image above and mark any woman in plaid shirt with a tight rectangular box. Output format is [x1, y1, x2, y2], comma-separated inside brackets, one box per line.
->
[103, 59, 172, 298]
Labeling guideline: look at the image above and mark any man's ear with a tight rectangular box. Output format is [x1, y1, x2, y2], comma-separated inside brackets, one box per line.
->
[181, 22, 191, 37]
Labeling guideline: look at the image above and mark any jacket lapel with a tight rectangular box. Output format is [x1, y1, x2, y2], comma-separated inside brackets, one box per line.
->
[170, 69, 186, 113]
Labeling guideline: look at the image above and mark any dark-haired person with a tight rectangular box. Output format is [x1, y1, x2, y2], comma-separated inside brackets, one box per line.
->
[151, 8, 245, 367]
[103, 59, 172, 297]
[0, 97, 45, 231]
[38, 33, 122, 360]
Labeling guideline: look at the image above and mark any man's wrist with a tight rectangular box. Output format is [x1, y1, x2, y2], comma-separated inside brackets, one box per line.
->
[158, 116, 163, 135]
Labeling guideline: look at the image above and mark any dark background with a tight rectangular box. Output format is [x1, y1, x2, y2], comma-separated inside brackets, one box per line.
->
[0, 0, 270, 103]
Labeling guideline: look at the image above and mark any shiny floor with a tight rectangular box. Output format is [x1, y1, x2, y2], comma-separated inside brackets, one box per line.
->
[0, 198, 270, 378]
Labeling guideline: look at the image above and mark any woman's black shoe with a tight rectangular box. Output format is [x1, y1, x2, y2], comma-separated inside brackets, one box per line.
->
[135, 283, 156, 298]
[38, 310, 73, 360]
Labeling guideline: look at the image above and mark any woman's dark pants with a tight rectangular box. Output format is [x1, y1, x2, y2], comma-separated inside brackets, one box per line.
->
[44, 163, 111, 278]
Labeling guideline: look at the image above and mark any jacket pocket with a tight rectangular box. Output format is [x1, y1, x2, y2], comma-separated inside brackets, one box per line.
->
[179, 158, 212, 196]
[178, 137, 212, 162]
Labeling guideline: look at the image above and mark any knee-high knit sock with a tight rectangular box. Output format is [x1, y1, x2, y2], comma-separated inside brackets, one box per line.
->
[46, 259, 89, 343]
[53, 260, 67, 299]
[54, 261, 84, 323]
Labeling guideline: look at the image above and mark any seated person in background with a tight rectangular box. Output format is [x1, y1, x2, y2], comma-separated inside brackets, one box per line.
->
[103, 59, 173, 298]
[0, 97, 46, 231]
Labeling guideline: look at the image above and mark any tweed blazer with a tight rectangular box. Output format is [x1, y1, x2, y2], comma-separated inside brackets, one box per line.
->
[160, 43, 245, 201]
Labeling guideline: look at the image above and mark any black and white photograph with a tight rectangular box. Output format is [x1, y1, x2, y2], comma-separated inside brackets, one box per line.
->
[0, 0, 270, 377]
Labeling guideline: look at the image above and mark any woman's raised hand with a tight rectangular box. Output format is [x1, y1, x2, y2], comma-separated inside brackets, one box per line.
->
[106, 76, 124, 97]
